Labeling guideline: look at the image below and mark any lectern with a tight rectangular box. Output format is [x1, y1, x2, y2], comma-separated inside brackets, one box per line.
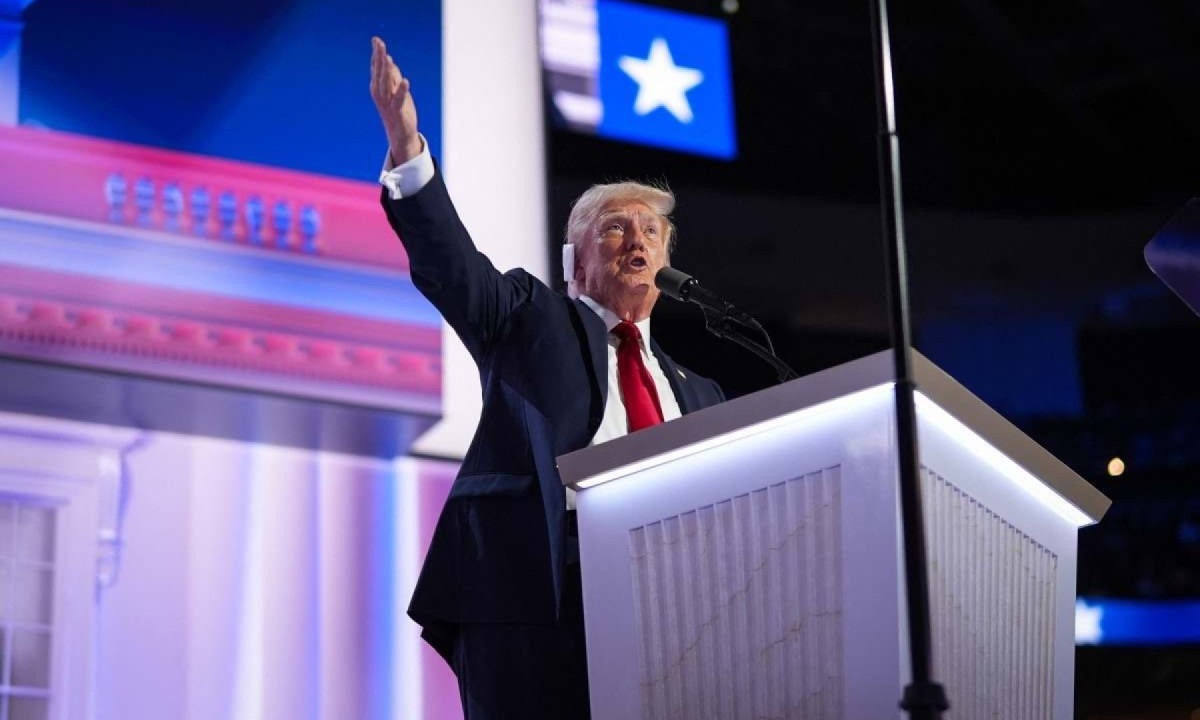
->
[558, 349, 1110, 720]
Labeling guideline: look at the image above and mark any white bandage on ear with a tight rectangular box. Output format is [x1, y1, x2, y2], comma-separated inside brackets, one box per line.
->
[561, 243, 576, 291]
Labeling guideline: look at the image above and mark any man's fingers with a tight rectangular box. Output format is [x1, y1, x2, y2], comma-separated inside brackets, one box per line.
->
[387, 58, 402, 93]
[371, 53, 401, 107]
[370, 38, 398, 99]
[370, 39, 384, 95]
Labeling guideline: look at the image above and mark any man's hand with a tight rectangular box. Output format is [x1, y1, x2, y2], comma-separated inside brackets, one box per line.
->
[370, 36, 422, 165]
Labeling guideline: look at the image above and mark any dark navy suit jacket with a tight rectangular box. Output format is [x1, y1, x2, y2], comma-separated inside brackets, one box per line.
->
[381, 169, 725, 660]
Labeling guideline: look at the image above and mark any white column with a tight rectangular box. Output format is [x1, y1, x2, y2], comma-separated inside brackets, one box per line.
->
[415, 0, 547, 458]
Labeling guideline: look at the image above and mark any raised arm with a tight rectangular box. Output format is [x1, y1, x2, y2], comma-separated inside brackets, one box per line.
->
[369, 37, 536, 363]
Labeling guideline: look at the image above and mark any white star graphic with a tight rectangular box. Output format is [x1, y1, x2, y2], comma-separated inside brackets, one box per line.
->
[618, 38, 704, 124]
[1075, 598, 1104, 645]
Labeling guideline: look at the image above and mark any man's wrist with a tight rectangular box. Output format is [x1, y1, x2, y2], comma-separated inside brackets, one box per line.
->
[390, 134, 425, 166]
[379, 134, 434, 199]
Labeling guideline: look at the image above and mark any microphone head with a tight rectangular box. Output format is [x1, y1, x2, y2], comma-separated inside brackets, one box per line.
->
[655, 267, 694, 301]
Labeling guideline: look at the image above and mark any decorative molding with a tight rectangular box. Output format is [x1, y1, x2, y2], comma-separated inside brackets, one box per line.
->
[0, 124, 406, 269]
[0, 411, 141, 588]
[95, 435, 149, 590]
[0, 127, 444, 412]
[0, 269, 441, 403]
[0, 410, 126, 720]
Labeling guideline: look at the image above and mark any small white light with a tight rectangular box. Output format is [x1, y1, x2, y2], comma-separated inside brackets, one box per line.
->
[721, 0, 739, 14]
[1107, 457, 1125, 477]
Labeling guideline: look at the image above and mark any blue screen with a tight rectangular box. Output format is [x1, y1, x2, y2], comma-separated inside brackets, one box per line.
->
[17, 0, 441, 181]
[595, 0, 736, 159]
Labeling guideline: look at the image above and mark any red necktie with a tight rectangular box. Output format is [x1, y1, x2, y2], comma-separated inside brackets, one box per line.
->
[613, 321, 664, 432]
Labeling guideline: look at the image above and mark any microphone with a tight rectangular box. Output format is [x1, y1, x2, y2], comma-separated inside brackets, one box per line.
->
[655, 267, 755, 326]
[655, 267, 798, 382]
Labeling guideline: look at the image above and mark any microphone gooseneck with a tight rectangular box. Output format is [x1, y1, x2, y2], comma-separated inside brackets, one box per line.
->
[654, 268, 797, 382]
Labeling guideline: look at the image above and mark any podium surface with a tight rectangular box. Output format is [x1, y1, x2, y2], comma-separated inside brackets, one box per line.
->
[559, 349, 1109, 720]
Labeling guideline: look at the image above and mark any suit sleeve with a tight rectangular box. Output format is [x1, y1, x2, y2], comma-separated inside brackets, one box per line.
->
[380, 166, 533, 363]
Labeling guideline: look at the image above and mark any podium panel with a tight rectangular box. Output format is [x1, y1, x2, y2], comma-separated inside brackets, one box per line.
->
[560, 350, 1108, 720]
[627, 467, 845, 718]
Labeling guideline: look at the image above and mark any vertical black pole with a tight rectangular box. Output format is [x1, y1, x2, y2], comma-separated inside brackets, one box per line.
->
[866, 0, 949, 717]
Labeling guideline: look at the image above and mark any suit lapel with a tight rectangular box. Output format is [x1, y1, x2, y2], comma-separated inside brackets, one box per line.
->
[650, 337, 699, 414]
[572, 299, 610, 432]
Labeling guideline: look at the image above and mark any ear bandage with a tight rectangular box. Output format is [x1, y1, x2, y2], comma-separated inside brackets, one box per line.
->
[561, 244, 575, 288]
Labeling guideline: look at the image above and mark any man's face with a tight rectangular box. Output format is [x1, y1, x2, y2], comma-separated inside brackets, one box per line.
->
[576, 200, 670, 316]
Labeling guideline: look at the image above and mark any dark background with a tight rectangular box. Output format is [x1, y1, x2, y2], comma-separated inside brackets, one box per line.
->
[545, 1, 1200, 716]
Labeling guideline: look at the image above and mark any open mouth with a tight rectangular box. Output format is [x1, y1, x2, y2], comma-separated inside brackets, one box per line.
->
[627, 257, 648, 270]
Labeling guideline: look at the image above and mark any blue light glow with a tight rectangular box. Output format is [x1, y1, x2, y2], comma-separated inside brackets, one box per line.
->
[1076, 597, 1200, 646]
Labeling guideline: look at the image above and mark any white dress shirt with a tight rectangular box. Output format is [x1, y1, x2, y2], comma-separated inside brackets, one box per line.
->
[378, 136, 435, 199]
[577, 295, 683, 441]
[567, 296, 682, 508]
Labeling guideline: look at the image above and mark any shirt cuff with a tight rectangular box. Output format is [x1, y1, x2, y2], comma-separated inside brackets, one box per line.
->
[378, 134, 434, 200]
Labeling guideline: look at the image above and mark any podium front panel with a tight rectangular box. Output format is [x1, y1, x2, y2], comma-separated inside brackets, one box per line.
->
[577, 386, 903, 720]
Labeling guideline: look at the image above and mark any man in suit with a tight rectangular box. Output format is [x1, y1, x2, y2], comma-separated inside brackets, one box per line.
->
[370, 36, 725, 719]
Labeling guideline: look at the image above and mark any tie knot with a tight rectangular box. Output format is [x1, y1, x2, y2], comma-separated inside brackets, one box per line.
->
[613, 320, 641, 345]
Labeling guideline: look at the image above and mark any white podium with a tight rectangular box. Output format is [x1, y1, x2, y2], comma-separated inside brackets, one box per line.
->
[558, 349, 1110, 720]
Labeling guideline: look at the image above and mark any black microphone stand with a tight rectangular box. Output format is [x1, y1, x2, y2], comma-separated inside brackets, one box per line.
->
[701, 309, 798, 383]
[867, 0, 949, 717]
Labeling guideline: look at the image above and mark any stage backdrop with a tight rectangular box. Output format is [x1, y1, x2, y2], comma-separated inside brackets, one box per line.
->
[0, 0, 546, 718]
